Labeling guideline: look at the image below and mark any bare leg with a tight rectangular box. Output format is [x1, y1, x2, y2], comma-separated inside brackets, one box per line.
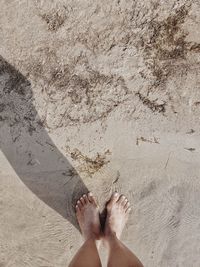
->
[69, 193, 102, 267]
[104, 193, 144, 267]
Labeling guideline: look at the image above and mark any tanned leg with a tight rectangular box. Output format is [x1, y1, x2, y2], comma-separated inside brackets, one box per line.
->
[104, 193, 144, 267]
[69, 193, 102, 267]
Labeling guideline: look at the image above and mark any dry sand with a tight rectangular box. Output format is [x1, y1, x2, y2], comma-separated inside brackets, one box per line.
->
[0, 0, 200, 266]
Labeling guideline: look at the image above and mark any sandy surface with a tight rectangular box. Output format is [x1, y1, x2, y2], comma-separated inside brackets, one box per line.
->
[0, 0, 200, 266]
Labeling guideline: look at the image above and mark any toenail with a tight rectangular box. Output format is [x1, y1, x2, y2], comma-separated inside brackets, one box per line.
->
[76, 205, 78, 208]
[77, 200, 80, 204]
[122, 195, 125, 199]
[88, 192, 93, 196]
[83, 194, 87, 197]
[114, 192, 118, 196]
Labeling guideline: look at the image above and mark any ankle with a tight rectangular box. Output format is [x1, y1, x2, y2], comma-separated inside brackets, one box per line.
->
[103, 233, 122, 251]
[84, 231, 101, 241]
[104, 231, 118, 243]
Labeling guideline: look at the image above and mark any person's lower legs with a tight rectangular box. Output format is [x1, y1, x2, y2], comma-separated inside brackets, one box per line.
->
[69, 238, 101, 267]
[68, 192, 144, 267]
[68, 193, 102, 267]
[104, 193, 144, 267]
[106, 235, 143, 267]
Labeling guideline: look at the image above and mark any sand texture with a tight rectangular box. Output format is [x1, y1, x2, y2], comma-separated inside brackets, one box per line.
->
[0, 0, 200, 266]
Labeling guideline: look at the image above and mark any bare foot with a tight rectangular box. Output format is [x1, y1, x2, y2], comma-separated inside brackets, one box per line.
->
[76, 192, 101, 240]
[104, 192, 131, 239]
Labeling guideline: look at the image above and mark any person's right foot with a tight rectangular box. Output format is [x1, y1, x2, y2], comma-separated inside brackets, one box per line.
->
[104, 192, 131, 239]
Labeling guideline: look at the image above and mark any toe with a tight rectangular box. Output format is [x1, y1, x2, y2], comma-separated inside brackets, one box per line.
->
[77, 200, 82, 209]
[124, 201, 130, 210]
[109, 192, 119, 203]
[80, 197, 85, 205]
[83, 194, 89, 204]
[121, 198, 128, 207]
[117, 194, 126, 204]
[88, 192, 97, 206]
[126, 207, 131, 213]
[107, 192, 119, 209]
[75, 204, 80, 213]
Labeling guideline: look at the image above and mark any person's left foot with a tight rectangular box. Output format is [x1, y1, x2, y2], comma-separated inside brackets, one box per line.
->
[76, 193, 101, 240]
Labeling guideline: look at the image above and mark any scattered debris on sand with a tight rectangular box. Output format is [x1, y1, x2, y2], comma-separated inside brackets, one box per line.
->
[136, 136, 160, 146]
[66, 147, 111, 176]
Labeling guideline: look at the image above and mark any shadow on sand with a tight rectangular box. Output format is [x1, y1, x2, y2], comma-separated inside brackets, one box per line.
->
[0, 55, 88, 230]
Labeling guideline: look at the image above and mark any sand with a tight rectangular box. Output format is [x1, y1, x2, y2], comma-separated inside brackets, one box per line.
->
[0, 0, 200, 266]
